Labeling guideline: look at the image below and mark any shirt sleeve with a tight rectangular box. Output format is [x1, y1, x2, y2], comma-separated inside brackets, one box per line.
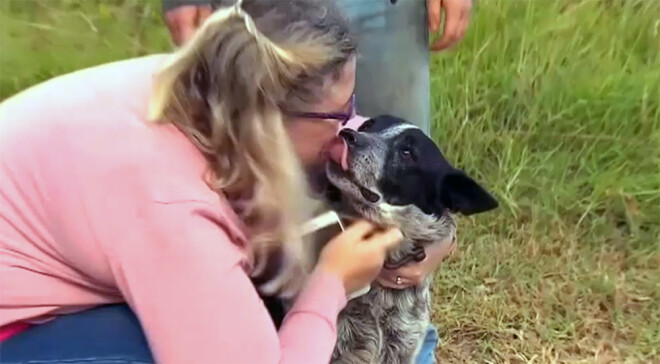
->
[109, 201, 347, 363]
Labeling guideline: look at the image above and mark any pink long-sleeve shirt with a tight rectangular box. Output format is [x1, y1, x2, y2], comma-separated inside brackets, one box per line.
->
[0, 54, 347, 363]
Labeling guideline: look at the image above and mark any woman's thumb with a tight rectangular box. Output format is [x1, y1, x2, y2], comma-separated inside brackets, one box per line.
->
[372, 228, 404, 249]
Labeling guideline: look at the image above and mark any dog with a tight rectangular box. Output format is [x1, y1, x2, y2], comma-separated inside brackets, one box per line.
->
[253, 115, 498, 363]
[317, 115, 498, 363]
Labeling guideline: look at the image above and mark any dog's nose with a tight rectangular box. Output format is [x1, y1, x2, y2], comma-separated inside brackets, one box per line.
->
[339, 129, 363, 148]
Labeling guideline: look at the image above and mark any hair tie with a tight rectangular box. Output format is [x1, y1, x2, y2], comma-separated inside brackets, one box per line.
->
[232, 0, 260, 40]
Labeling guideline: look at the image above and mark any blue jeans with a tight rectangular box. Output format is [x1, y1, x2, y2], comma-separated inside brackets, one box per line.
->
[338, 0, 431, 133]
[2, 304, 437, 364]
[417, 325, 439, 364]
[1, 305, 154, 364]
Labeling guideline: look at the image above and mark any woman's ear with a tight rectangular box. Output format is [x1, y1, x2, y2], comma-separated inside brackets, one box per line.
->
[437, 170, 498, 216]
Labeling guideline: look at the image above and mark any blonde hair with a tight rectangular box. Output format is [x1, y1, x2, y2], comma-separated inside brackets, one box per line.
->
[148, 0, 356, 296]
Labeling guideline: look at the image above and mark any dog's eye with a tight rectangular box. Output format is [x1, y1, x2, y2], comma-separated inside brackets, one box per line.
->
[358, 119, 375, 131]
[400, 147, 412, 159]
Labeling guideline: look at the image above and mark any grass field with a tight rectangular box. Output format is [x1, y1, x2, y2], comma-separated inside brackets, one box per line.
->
[1, 0, 659, 362]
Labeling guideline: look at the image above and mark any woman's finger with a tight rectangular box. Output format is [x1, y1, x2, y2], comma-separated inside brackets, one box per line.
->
[377, 273, 413, 289]
[366, 227, 404, 249]
[378, 264, 418, 287]
[455, 7, 471, 46]
[431, 24, 458, 51]
[376, 273, 396, 288]
[448, 236, 458, 256]
[376, 277, 399, 289]
[343, 219, 378, 240]
[431, 0, 471, 51]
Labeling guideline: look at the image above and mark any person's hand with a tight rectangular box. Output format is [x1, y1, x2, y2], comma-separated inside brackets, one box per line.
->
[164, 5, 212, 46]
[376, 234, 456, 289]
[427, 0, 473, 52]
[318, 220, 404, 295]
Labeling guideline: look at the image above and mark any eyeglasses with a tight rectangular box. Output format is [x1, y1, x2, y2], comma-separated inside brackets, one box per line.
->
[286, 94, 356, 125]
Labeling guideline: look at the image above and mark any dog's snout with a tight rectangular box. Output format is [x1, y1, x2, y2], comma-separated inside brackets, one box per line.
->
[339, 129, 363, 148]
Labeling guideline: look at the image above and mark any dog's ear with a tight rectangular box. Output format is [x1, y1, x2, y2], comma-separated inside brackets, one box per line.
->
[437, 170, 498, 216]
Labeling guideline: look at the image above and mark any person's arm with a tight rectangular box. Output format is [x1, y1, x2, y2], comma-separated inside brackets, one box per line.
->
[109, 201, 346, 363]
[162, 0, 213, 46]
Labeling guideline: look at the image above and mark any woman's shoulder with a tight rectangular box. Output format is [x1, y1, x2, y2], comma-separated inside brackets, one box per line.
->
[0, 54, 170, 145]
[1, 54, 169, 110]
[0, 52, 245, 236]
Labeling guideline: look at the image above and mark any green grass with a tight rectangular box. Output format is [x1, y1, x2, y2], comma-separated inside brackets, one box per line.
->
[1, 0, 659, 362]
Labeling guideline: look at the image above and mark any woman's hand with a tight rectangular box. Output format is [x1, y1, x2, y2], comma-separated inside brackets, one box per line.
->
[427, 0, 473, 52]
[318, 220, 404, 295]
[376, 234, 456, 289]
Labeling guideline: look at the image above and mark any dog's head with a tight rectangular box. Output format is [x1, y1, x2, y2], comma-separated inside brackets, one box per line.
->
[323, 115, 498, 244]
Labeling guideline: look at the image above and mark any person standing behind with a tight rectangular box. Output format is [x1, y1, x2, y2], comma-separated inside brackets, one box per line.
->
[163, 0, 472, 134]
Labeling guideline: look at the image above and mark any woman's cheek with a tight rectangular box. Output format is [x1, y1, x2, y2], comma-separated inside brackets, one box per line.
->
[289, 121, 342, 166]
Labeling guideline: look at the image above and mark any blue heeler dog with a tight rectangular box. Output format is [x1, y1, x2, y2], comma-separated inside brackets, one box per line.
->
[254, 115, 498, 363]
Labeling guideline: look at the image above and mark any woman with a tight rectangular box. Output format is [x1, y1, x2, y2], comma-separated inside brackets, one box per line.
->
[0, 0, 404, 362]
[163, 2, 468, 362]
